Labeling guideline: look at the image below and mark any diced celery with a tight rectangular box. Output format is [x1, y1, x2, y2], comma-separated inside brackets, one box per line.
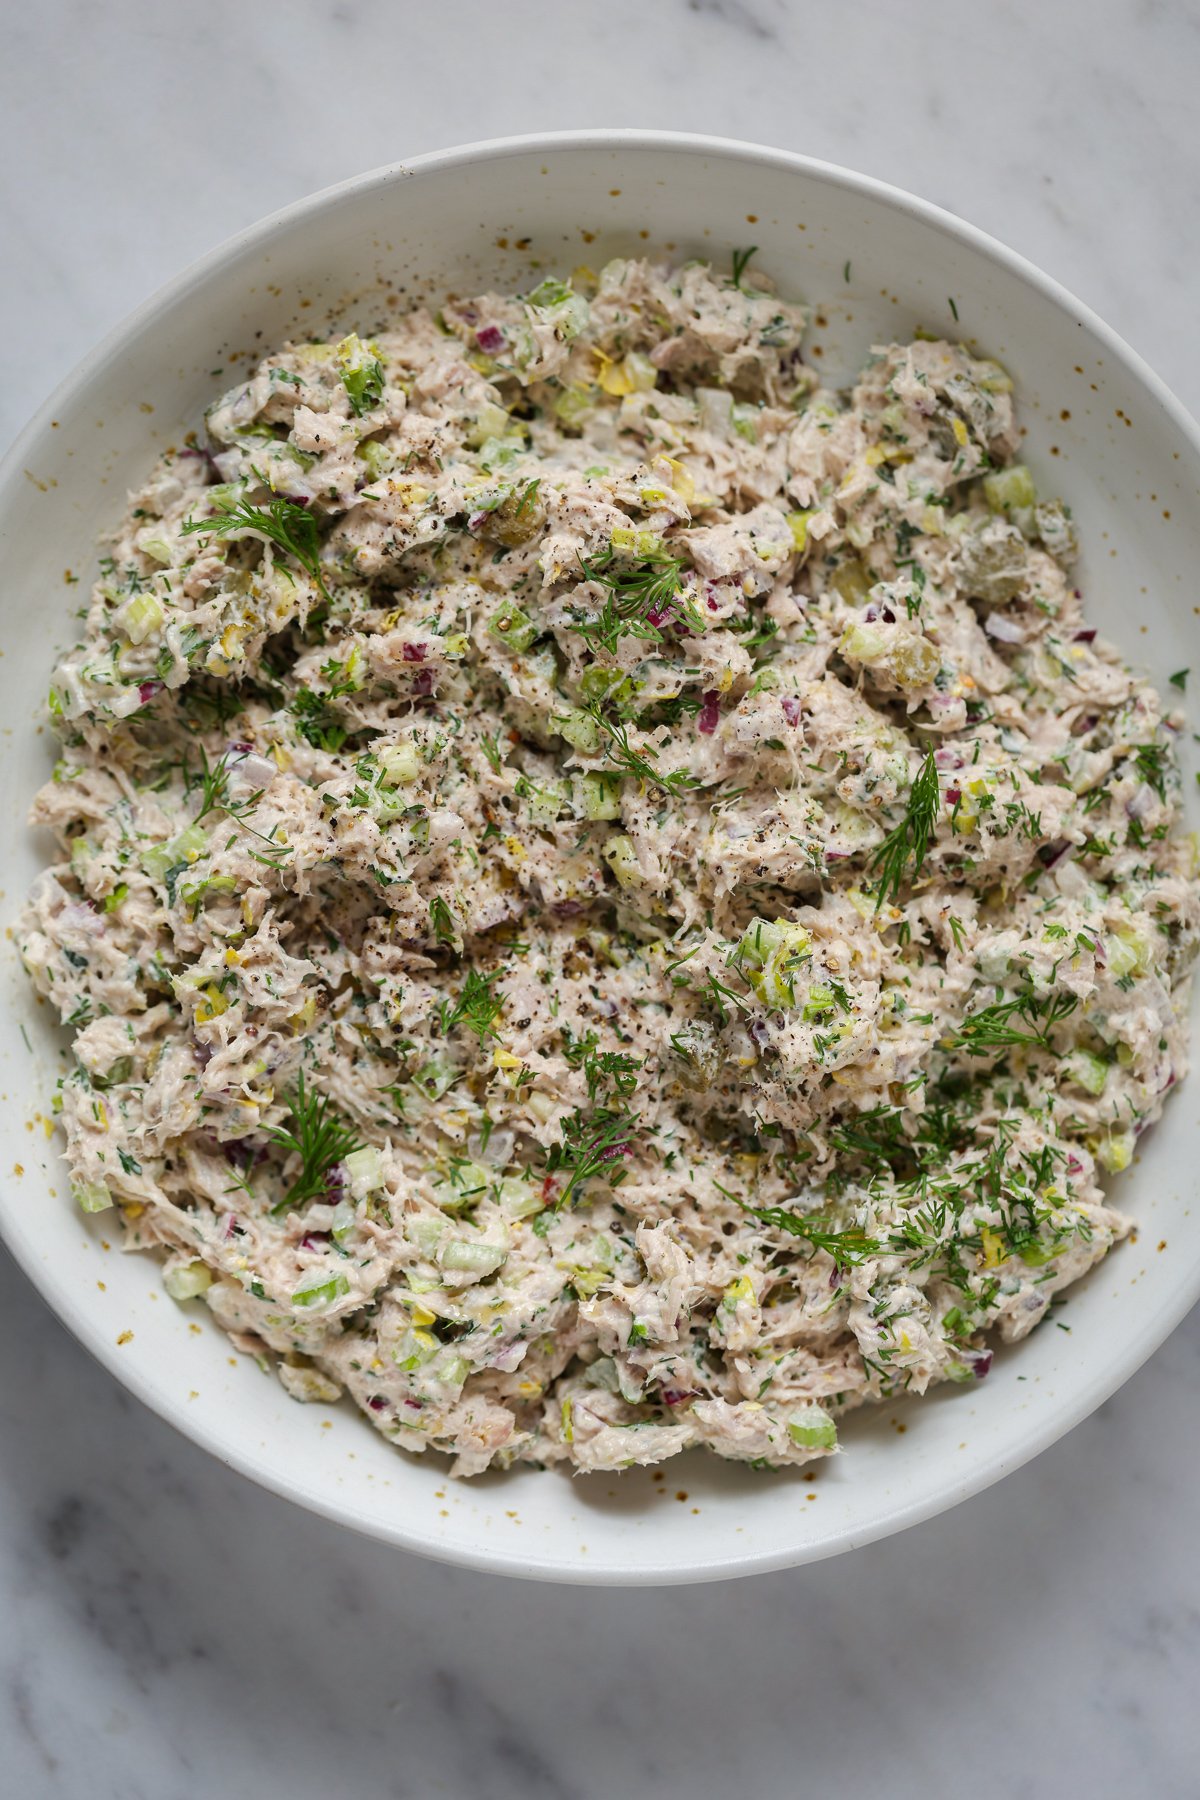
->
[433, 1160, 493, 1213]
[69, 836, 95, 879]
[72, 1179, 112, 1214]
[1108, 922, 1154, 979]
[173, 822, 209, 864]
[723, 1274, 755, 1309]
[786, 1405, 838, 1451]
[735, 918, 813, 1009]
[802, 985, 836, 1022]
[1094, 1130, 1135, 1174]
[983, 464, 1037, 514]
[831, 559, 872, 605]
[488, 605, 539, 653]
[527, 780, 571, 825]
[603, 834, 642, 890]
[557, 708, 601, 754]
[92, 1055, 133, 1090]
[786, 510, 814, 553]
[118, 592, 166, 644]
[1069, 1049, 1110, 1096]
[357, 439, 395, 481]
[574, 773, 622, 821]
[292, 1270, 351, 1308]
[498, 1177, 543, 1220]
[412, 1059, 460, 1102]
[434, 1351, 471, 1388]
[330, 1198, 357, 1244]
[465, 402, 511, 449]
[839, 622, 889, 664]
[553, 385, 597, 429]
[164, 1260, 213, 1301]
[409, 1216, 447, 1254]
[438, 1238, 508, 1276]
[610, 526, 664, 557]
[579, 665, 633, 707]
[975, 359, 1014, 394]
[344, 1146, 384, 1193]
[394, 1326, 438, 1371]
[731, 403, 760, 443]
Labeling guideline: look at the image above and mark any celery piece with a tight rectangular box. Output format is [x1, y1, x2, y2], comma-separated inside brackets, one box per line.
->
[574, 773, 622, 821]
[786, 1405, 838, 1451]
[1094, 1130, 1135, 1175]
[557, 708, 601, 754]
[292, 1270, 351, 1308]
[603, 834, 642, 890]
[831, 559, 873, 605]
[1069, 1049, 1110, 1096]
[72, 1179, 113, 1214]
[983, 464, 1037, 514]
[488, 606, 539, 653]
[394, 1327, 438, 1371]
[786, 510, 814, 554]
[344, 1146, 384, 1193]
[438, 1238, 508, 1276]
[164, 1260, 213, 1301]
[383, 741, 424, 784]
[118, 592, 165, 645]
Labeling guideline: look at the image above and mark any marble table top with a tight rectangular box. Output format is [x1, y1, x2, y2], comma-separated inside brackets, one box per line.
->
[2, 2, 1197, 1794]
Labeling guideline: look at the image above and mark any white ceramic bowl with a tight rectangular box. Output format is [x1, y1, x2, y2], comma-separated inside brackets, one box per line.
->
[2, 132, 1196, 1584]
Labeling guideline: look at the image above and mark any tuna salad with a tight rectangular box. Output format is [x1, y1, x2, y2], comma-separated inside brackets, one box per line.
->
[18, 255, 1199, 1478]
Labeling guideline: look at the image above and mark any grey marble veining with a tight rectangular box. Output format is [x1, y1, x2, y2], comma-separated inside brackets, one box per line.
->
[2, 2, 1199, 1795]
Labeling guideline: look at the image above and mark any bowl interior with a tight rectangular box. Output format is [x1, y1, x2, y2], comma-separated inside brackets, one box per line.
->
[2, 135, 1196, 1581]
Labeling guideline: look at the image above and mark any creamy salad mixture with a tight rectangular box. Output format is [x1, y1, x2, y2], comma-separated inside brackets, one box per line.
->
[19, 255, 1198, 1477]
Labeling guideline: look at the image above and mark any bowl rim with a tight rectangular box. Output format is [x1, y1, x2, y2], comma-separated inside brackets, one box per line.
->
[3, 128, 1199, 1584]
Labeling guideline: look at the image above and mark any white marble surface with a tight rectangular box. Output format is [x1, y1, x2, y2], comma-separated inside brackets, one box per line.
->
[3, 2, 1199, 1794]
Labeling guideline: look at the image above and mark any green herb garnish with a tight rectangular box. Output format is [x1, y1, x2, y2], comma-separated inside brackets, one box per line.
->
[269, 1071, 364, 1214]
[441, 968, 504, 1042]
[869, 749, 940, 909]
[182, 491, 330, 601]
[949, 990, 1078, 1056]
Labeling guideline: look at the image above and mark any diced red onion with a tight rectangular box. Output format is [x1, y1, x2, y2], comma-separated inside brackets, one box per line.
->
[475, 325, 506, 354]
[698, 691, 720, 734]
[402, 641, 427, 663]
[781, 696, 802, 727]
[1072, 628, 1097, 643]
[138, 681, 163, 705]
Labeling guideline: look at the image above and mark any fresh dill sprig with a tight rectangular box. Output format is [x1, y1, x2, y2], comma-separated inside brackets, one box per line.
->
[546, 1106, 638, 1209]
[949, 990, 1078, 1056]
[429, 895, 460, 950]
[738, 1199, 883, 1270]
[575, 543, 699, 655]
[562, 1028, 642, 1103]
[869, 749, 940, 910]
[182, 491, 330, 601]
[268, 1070, 364, 1215]
[730, 245, 758, 290]
[441, 968, 504, 1042]
[1131, 741, 1170, 800]
[189, 743, 264, 824]
[584, 706, 701, 798]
